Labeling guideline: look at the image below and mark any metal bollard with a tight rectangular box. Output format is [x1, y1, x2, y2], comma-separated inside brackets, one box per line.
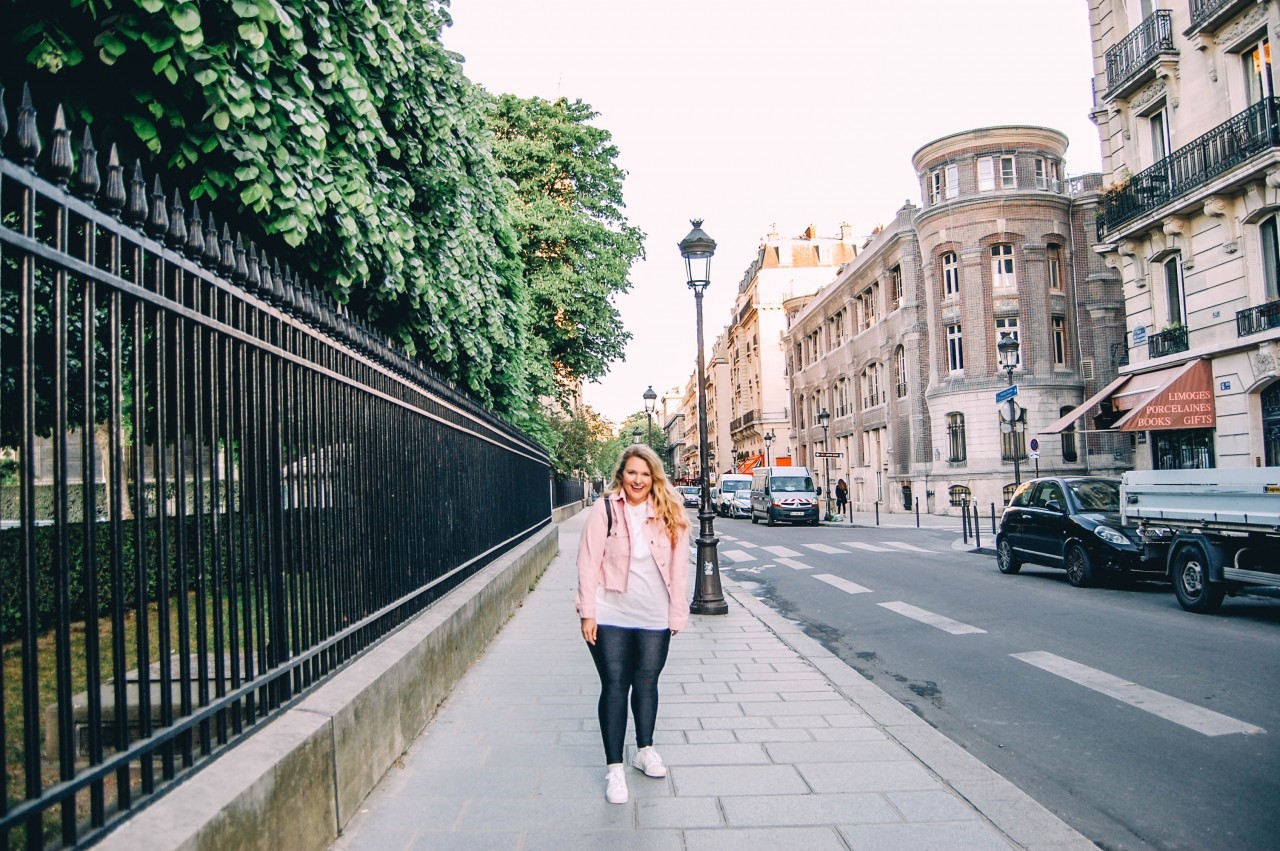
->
[875, 501, 880, 525]
[991, 502, 997, 535]
[961, 498, 969, 543]
[972, 502, 982, 549]
[915, 497, 920, 528]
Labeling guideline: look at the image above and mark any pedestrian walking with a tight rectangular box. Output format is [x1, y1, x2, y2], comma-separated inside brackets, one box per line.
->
[576, 444, 691, 804]
[836, 478, 849, 515]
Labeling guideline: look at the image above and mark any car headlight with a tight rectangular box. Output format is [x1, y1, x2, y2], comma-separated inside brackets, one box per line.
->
[1095, 526, 1128, 545]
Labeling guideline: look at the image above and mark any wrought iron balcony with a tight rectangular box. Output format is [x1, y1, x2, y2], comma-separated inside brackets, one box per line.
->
[730, 409, 758, 433]
[1188, 0, 1252, 35]
[1104, 98, 1280, 231]
[1237, 299, 1280, 336]
[1105, 10, 1174, 94]
[1148, 325, 1189, 359]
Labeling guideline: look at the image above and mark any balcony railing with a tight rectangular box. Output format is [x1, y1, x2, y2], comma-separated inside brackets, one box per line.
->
[1237, 299, 1280, 336]
[730, 409, 757, 433]
[1105, 10, 1174, 93]
[1104, 98, 1280, 231]
[1148, 325, 1189, 358]
[1189, 0, 1247, 32]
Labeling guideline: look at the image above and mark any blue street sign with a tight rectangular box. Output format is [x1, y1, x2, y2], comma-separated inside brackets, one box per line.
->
[995, 384, 1018, 405]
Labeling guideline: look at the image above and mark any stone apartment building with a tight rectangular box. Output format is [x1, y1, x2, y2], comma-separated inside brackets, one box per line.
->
[786, 126, 1125, 515]
[1064, 0, 1280, 468]
[721, 224, 860, 473]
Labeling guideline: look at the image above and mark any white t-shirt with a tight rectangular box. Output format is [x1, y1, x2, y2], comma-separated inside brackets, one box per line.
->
[595, 500, 671, 630]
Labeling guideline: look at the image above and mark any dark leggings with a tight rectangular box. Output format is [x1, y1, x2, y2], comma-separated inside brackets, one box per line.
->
[586, 625, 671, 765]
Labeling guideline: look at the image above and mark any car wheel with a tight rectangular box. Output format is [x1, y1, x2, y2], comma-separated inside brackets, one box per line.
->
[766, 511, 776, 527]
[996, 538, 1021, 574]
[1172, 543, 1226, 614]
[1064, 543, 1095, 588]
[751, 512, 758, 525]
[810, 517, 820, 527]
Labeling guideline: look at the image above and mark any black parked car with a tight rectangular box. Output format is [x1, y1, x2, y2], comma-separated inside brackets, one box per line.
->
[995, 477, 1162, 587]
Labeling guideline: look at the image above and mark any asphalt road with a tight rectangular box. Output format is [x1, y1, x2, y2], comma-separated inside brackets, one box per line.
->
[698, 512, 1280, 851]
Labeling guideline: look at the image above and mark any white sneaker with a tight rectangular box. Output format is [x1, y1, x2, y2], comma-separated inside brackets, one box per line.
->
[632, 746, 667, 778]
[605, 764, 628, 804]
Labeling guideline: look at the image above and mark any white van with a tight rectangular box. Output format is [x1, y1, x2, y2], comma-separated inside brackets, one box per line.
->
[750, 466, 820, 526]
[715, 474, 753, 517]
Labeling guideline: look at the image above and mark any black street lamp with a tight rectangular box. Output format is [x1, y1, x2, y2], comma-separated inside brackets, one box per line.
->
[763, 431, 774, 467]
[632, 426, 643, 444]
[817, 408, 832, 521]
[643, 385, 657, 445]
[681, 220, 727, 616]
[998, 333, 1022, 486]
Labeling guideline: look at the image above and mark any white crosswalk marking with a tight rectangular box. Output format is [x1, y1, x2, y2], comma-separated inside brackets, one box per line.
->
[719, 534, 738, 542]
[1011, 652, 1266, 737]
[877, 601, 986, 634]
[813, 574, 873, 595]
[842, 541, 894, 553]
[762, 545, 803, 558]
[803, 543, 848, 554]
[720, 549, 756, 563]
[882, 541, 937, 553]
[777, 558, 814, 571]
[736, 540, 760, 548]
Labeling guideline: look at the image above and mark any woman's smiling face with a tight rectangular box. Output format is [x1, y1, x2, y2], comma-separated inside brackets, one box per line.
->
[621, 455, 653, 505]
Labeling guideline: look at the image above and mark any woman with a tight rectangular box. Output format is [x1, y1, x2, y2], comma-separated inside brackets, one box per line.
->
[836, 478, 849, 515]
[576, 444, 691, 804]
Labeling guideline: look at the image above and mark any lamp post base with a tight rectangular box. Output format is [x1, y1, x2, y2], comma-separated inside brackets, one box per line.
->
[689, 514, 728, 615]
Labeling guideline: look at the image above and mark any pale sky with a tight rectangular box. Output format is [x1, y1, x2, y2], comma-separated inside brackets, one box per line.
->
[443, 0, 1102, 428]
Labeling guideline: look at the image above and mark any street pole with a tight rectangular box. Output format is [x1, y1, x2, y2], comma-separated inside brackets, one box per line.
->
[764, 431, 773, 467]
[682, 220, 727, 616]
[818, 410, 832, 521]
[998, 333, 1022, 487]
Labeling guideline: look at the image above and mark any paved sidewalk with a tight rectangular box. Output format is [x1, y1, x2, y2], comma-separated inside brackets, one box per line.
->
[332, 511, 1091, 850]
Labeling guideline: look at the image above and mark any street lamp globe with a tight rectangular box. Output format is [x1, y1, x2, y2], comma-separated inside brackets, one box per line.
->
[764, 431, 774, 466]
[998, 333, 1020, 374]
[817, 409, 832, 521]
[679, 219, 717, 293]
[632, 426, 643, 444]
[643, 385, 657, 413]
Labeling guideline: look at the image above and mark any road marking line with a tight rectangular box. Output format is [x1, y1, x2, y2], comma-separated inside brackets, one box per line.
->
[1011, 651, 1266, 737]
[777, 557, 814, 570]
[804, 543, 848, 554]
[719, 534, 738, 542]
[882, 541, 937, 553]
[735, 540, 760, 548]
[878, 602, 987, 634]
[841, 541, 894, 553]
[720, 549, 756, 563]
[762, 545, 803, 558]
[813, 574, 872, 594]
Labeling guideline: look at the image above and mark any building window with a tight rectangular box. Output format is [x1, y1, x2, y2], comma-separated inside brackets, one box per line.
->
[1149, 108, 1170, 162]
[1153, 429, 1215, 470]
[1001, 409, 1027, 462]
[1164, 255, 1185, 327]
[946, 323, 964, 371]
[1053, 317, 1067, 366]
[895, 346, 907, 398]
[1002, 483, 1019, 506]
[1262, 215, 1280, 301]
[1035, 158, 1059, 190]
[942, 252, 960, 296]
[1047, 245, 1062, 289]
[947, 412, 966, 462]
[889, 266, 903, 312]
[1060, 405, 1078, 463]
[948, 484, 971, 507]
[945, 164, 959, 198]
[991, 244, 1016, 289]
[999, 156, 1016, 188]
[995, 316, 1020, 368]
[929, 170, 944, 204]
[978, 157, 995, 191]
[1243, 38, 1272, 107]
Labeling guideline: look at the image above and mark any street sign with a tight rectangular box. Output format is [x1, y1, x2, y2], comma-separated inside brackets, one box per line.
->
[995, 384, 1018, 404]
[999, 400, 1023, 423]
[1029, 438, 1040, 451]
[813, 451, 843, 458]
[1030, 451, 1040, 460]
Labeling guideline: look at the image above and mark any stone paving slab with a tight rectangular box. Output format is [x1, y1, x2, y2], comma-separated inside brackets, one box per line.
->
[331, 510, 1095, 851]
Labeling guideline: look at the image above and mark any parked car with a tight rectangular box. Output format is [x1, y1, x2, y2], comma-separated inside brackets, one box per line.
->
[678, 485, 701, 507]
[750, 466, 820, 526]
[715, 474, 753, 516]
[728, 488, 752, 519]
[995, 476, 1161, 587]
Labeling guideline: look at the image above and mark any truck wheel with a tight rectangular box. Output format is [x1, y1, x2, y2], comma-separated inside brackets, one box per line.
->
[996, 538, 1021, 574]
[751, 512, 758, 525]
[766, 511, 776, 527]
[1064, 543, 1094, 587]
[1172, 544, 1226, 614]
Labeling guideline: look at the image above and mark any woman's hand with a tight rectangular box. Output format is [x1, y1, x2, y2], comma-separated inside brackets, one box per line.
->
[670, 629, 679, 637]
[581, 617, 597, 644]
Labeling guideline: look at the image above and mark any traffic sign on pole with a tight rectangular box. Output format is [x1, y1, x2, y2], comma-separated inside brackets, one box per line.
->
[813, 451, 843, 458]
[995, 384, 1018, 405]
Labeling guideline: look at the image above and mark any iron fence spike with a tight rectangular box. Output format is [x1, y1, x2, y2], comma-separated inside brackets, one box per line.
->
[218, 223, 235, 275]
[74, 126, 100, 200]
[49, 105, 73, 187]
[233, 234, 249, 284]
[101, 144, 126, 216]
[167, 189, 187, 247]
[146, 174, 169, 237]
[15, 83, 40, 166]
[202, 211, 219, 266]
[124, 159, 148, 224]
[185, 199, 204, 257]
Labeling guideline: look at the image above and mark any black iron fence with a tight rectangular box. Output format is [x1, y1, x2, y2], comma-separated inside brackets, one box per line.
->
[1237, 299, 1280, 337]
[1148, 324, 1190, 359]
[1104, 10, 1173, 93]
[1104, 98, 1280, 231]
[551, 476, 586, 508]
[0, 84, 551, 848]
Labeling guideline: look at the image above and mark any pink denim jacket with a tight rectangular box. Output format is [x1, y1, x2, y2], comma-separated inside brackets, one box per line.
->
[576, 491, 690, 632]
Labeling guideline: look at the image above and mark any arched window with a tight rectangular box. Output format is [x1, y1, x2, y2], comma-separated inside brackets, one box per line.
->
[991, 244, 1016, 289]
[1001, 408, 1027, 462]
[895, 347, 908, 398]
[1261, 215, 1280, 301]
[1002, 483, 1019, 505]
[948, 485, 971, 507]
[947, 412, 966, 462]
[1060, 405, 1078, 462]
[942, 252, 960, 296]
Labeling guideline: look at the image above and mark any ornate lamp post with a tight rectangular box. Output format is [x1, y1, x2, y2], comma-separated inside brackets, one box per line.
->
[632, 426, 643, 445]
[681, 220, 727, 616]
[763, 431, 774, 467]
[998, 333, 1022, 486]
[643, 385, 657, 445]
[817, 408, 832, 521]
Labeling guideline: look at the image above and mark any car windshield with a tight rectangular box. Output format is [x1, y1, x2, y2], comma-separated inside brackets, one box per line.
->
[1068, 480, 1120, 512]
[772, 476, 813, 493]
[721, 481, 749, 492]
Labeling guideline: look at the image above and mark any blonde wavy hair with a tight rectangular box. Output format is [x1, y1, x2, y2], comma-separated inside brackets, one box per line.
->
[608, 444, 691, 546]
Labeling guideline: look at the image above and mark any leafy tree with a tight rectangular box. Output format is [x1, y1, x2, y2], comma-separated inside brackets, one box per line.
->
[543, 404, 610, 477]
[484, 94, 645, 406]
[3, 0, 530, 416]
[593, 411, 668, 483]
